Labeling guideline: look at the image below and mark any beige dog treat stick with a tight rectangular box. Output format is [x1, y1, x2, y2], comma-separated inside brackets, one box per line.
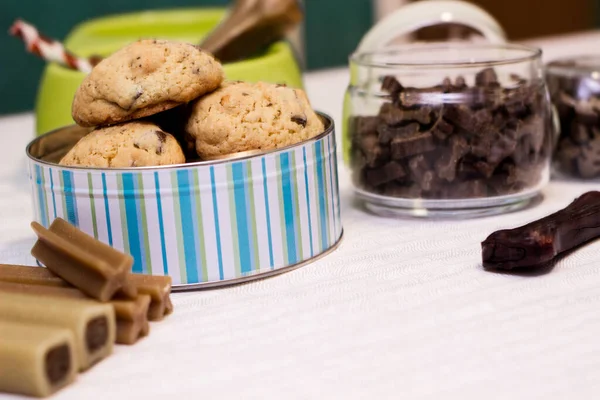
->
[0, 264, 173, 321]
[0, 282, 150, 345]
[31, 218, 137, 301]
[199, 0, 303, 62]
[0, 320, 77, 398]
[0, 291, 115, 371]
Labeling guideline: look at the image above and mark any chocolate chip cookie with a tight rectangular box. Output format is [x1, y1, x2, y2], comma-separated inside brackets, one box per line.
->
[185, 81, 324, 159]
[72, 39, 224, 127]
[59, 121, 186, 167]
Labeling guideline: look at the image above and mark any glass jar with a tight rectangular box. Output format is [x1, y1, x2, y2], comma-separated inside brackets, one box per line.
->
[546, 56, 600, 180]
[343, 43, 554, 218]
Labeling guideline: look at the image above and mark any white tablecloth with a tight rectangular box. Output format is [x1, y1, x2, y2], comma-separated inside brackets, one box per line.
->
[2, 33, 600, 399]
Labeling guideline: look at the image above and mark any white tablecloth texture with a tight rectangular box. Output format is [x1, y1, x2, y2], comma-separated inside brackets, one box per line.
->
[2, 33, 600, 399]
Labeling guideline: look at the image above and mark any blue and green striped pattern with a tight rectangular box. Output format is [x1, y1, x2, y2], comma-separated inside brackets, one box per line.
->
[29, 131, 342, 286]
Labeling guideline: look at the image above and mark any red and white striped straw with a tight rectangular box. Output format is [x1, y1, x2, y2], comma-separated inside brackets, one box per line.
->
[9, 19, 102, 73]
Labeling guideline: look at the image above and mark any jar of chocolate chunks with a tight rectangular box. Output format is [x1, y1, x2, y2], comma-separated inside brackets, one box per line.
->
[343, 43, 554, 217]
[546, 56, 600, 180]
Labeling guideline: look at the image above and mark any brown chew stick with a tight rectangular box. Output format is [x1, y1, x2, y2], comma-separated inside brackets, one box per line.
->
[0, 320, 77, 398]
[199, 0, 303, 63]
[0, 264, 173, 320]
[0, 290, 115, 371]
[129, 274, 173, 321]
[482, 191, 600, 269]
[0, 282, 151, 345]
[31, 218, 137, 301]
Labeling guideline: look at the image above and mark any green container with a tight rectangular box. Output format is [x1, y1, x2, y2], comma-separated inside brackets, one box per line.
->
[35, 8, 304, 135]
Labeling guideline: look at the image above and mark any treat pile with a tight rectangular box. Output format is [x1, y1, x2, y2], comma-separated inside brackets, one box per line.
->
[0, 218, 173, 397]
[59, 39, 323, 167]
[349, 68, 551, 199]
[549, 71, 600, 179]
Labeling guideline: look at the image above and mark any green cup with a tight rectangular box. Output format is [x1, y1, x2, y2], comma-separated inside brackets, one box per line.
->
[35, 8, 304, 135]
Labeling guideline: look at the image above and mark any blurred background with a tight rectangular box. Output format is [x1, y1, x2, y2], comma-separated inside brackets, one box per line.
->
[1, 0, 598, 115]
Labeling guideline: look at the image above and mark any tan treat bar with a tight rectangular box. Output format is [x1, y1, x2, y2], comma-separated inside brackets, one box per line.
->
[0, 320, 77, 398]
[0, 264, 174, 320]
[129, 273, 173, 321]
[0, 291, 115, 371]
[0, 263, 67, 287]
[31, 218, 137, 301]
[0, 282, 151, 345]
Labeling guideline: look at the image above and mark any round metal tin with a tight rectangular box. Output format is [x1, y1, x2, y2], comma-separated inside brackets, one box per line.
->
[26, 113, 342, 288]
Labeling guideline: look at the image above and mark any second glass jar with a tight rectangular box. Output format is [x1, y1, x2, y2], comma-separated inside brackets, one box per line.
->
[343, 43, 554, 217]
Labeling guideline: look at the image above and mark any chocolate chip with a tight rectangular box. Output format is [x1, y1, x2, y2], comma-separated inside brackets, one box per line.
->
[291, 115, 308, 127]
[155, 130, 168, 143]
[133, 88, 143, 100]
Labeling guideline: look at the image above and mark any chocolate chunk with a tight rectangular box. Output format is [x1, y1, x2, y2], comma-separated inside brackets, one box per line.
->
[482, 191, 600, 270]
[133, 88, 143, 100]
[291, 114, 308, 127]
[435, 135, 469, 181]
[475, 67, 498, 87]
[431, 118, 454, 140]
[381, 75, 403, 95]
[455, 76, 467, 90]
[155, 130, 167, 143]
[359, 134, 390, 167]
[353, 116, 379, 138]
[577, 135, 600, 178]
[365, 161, 406, 186]
[390, 132, 435, 159]
[379, 103, 431, 126]
[408, 155, 435, 191]
[377, 122, 419, 144]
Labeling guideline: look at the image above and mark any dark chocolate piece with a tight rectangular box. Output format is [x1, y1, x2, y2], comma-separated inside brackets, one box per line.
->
[381, 75, 403, 95]
[482, 191, 600, 269]
[364, 161, 406, 186]
[291, 115, 308, 127]
[390, 132, 435, 159]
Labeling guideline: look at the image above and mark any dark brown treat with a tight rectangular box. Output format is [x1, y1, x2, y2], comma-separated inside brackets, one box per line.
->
[455, 75, 467, 90]
[353, 116, 379, 138]
[379, 103, 432, 126]
[382, 182, 422, 197]
[31, 218, 137, 302]
[431, 118, 454, 140]
[364, 161, 406, 186]
[482, 191, 600, 270]
[570, 121, 590, 144]
[381, 75, 403, 95]
[475, 67, 498, 87]
[445, 105, 492, 133]
[577, 135, 600, 178]
[408, 155, 435, 191]
[359, 134, 390, 167]
[377, 122, 420, 144]
[390, 132, 435, 159]
[435, 135, 469, 181]
[86, 316, 109, 353]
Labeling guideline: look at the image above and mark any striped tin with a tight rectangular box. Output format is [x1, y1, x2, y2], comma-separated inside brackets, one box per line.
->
[26, 114, 342, 289]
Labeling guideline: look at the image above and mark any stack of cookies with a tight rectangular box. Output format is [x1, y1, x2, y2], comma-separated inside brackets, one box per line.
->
[60, 39, 324, 167]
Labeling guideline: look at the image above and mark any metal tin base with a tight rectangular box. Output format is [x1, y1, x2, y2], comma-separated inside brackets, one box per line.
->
[172, 230, 344, 291]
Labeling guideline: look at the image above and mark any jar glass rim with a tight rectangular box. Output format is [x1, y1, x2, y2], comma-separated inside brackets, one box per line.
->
[350, 42, 542, 69]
